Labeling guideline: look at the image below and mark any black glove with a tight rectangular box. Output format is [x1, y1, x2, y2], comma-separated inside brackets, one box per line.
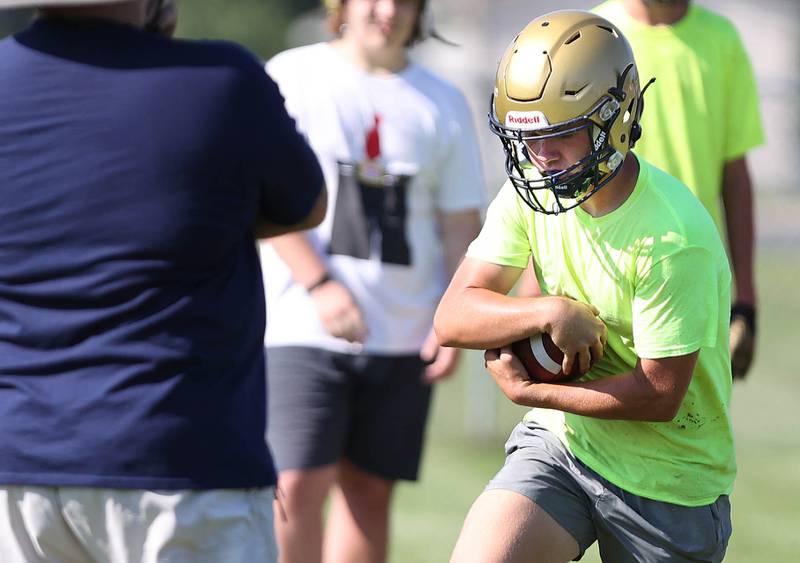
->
[730, 303, 756, 380]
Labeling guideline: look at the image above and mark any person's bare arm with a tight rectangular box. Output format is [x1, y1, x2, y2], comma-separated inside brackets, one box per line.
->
[434, 257, 606, 375]
[439, 209, 483, 277]
[515, 258, 542, 297]
[253, 185, 327, 240]
[722, 156, 758, 378]
[721, 156, 756, 306]
[421, 209, 482, 382]
[266, 217, 367, 343]
[485, 347, 697, 422]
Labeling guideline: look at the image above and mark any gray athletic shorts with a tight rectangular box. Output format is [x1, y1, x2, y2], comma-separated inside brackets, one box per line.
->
[486, 422, 732, 562]
[266, 346, 432, 481]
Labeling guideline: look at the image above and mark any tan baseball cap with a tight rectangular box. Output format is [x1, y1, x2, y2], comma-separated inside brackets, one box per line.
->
[0, 0, 131, 9]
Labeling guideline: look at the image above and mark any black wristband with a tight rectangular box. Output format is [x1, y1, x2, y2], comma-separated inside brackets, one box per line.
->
[731, 302, 756, 333]
[306, 272, 332, 293]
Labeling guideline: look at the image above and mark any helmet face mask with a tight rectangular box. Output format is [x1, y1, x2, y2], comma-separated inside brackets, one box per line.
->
[490, 94, 627, 214]
[490, 10, 646, 215]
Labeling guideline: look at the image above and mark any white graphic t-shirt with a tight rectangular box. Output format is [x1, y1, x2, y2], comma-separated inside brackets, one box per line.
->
[261, 43, 486, 354]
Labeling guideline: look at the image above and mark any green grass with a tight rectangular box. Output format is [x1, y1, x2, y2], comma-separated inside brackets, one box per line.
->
[390, 248, 800, 562]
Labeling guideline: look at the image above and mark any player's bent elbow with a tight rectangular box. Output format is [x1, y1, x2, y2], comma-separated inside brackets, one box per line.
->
[632, 362, 693, 422]
[433, 305, 461, 348]
[662, 398, 684, 422]
[432, 314, 455, 347]
[644, 395, 684, 422]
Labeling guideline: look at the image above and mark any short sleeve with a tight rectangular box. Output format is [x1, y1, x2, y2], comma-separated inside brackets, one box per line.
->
[465, 183, 530, 269]
[723, 29, 765, 160]
[632, 246, 720, 358]
[265, 53, 303, 126]
[434, 90, 486, 213]
[247, 69, 323, 226]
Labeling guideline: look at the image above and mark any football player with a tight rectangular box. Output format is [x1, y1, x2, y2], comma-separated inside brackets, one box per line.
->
[435, 10, 735, 562]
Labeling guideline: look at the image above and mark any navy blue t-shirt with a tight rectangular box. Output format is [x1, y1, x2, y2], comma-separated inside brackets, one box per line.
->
[0, 18, 323, 489]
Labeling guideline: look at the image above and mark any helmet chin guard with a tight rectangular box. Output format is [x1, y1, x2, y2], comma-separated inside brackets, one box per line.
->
[490, 11, 649, 215]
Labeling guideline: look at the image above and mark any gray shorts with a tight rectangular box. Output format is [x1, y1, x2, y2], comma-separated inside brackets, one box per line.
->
[266, 346, 432, 481]
[487, 422, 732, 562]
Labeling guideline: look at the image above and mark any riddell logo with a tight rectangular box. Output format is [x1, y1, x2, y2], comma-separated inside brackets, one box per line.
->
[508, 115, 542, 124]
[505, 111, 549, 131]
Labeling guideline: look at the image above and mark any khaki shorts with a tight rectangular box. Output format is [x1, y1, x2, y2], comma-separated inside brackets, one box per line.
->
[0, 486, 277, 563]
[487, 422, 732, 562]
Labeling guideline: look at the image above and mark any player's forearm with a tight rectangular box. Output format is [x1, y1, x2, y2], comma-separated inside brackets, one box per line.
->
[266, 231, 328, 290]
[513, 370, 683, 422]
[435, 291, 560, 350]
[722, 157, 756, 306]
[508, 352, 696, 422]
[516, 259, 542, 297]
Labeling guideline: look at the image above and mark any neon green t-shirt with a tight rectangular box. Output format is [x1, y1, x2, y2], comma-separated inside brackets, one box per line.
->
[593, 1, 764, 231]
[466, 159, 735, 506]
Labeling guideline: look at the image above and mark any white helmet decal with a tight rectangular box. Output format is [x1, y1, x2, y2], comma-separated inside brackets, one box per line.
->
[505, 111, 550, 131]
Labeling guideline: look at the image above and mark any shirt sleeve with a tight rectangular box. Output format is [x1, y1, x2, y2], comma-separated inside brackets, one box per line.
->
[465, 183, 531, 269]
[248, 66, 323, 226]
[434, 89, 487, 213]
[632, 246, 720, 358]
[265, 53, 303, 129]
[723, 27, 765, 160]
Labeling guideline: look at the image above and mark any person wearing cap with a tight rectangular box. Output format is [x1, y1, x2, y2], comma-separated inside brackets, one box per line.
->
[435, 9, 734, 562]
[259, 0, 485, 561]
[0, 1, 326, 562]
[591, 0, 764, 381]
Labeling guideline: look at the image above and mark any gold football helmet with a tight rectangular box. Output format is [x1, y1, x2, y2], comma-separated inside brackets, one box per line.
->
[490, 10, 653, 214]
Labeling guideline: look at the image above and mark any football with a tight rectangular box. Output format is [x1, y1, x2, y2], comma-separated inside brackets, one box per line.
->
[510, 332, 582, 383]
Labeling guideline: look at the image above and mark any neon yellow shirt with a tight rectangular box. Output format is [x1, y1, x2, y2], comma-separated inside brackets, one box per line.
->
[467, 160, 735, 506]
[593, 1, 764, 231]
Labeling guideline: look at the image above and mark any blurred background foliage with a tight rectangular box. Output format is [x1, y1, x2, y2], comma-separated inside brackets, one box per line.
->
[0, 2, 319, 59]
[174, 0, 318, 58]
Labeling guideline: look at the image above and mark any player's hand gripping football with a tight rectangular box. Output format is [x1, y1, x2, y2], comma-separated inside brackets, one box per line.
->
[484, 347, 535, 404]
[310, 279, 368, 343]
[546, 297, 607, 376]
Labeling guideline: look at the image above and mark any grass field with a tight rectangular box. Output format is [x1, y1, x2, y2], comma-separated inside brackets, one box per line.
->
[389, 248, 800, 562]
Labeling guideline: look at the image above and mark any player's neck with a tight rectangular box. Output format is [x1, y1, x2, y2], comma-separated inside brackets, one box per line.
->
[623, 0, 689, 26]
[332, 37, 409, 75]
[578, 153, 639, 218]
